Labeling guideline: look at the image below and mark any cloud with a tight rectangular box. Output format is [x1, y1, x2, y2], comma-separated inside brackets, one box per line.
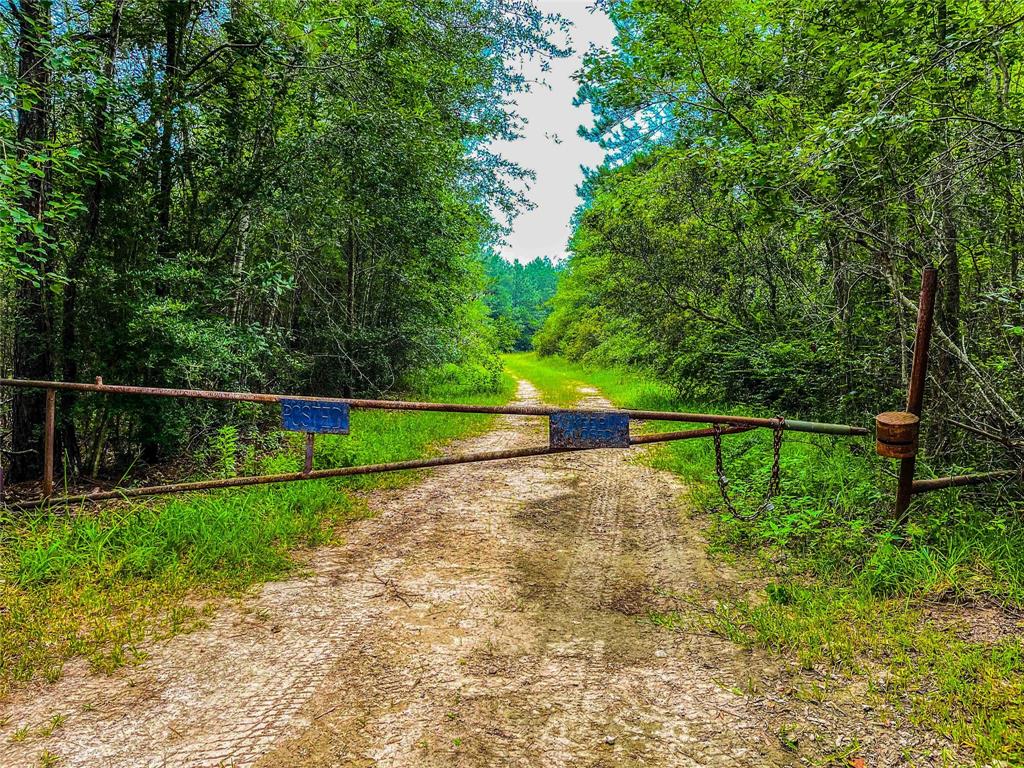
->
[490, 1, 615, 264]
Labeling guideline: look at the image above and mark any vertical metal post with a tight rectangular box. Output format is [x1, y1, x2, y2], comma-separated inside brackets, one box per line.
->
[43, 387, 56, 498]
[304, 432, 314, 475]
[895, 266, 938, 517]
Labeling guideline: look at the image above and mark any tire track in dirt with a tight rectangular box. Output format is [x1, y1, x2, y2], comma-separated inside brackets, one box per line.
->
[0, 379, 802, 767]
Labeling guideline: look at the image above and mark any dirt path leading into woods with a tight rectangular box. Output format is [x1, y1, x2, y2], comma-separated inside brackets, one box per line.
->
[1, 380, 945, 767]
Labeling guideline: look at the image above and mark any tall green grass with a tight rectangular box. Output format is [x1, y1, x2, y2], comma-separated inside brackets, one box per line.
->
[511, 352, 1024, 763]
[503, 351, 589, 406]
[0, 366, 515, 692]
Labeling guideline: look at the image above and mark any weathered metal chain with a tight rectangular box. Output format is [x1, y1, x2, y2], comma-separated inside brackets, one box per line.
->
[768, 417, 784, 499]
[712, 424, 739, 517]
[712, 417, 784, 521]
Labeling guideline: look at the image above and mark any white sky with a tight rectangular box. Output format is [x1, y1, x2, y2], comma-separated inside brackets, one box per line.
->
[490, 1, 616, 264]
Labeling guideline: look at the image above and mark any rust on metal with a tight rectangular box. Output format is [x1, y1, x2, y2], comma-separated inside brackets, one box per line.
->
[906, 266, 939, 417]
[912, 469, 1023, 493]
[623, 413, 864, 436]
[876, 411, 920, 443]
[875, 411, 920, 459]
[895, 266, 938, 515]
[0, 378, 868, 436]
[878, 440, 919, 460]
[7, 426, 758, 511]
[14, 265, 1016, 514]
[871, 268, 1020, 501]
[628, 425, 754, 444]
[0, 370, 869, 511]
[8, 444, 593, 510]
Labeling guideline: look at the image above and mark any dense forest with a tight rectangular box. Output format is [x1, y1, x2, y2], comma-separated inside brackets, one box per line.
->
[481, 250, 560, 352]
[539, 0, 1024, 479]
[0, 0, 563, 481]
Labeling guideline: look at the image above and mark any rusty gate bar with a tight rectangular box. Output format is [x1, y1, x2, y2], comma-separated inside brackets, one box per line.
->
[627, 424, 754, 444]
[623, 413, 864, 435]
[0, 378, 867, 436]
[912, 469, 1024, 493]
[6, 424, 758, 510]
[8, 446, 561, 510]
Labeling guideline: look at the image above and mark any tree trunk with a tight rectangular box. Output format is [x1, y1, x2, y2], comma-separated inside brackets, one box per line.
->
[931, 0, 960, 450]
[827, 233, 852, 395]
[1012, 195, 1020, 285]
[344, 226, 358, 397]
[157, 0, 184, 261]
[347, 226, 358, 326]
[232, 210, 251, 324]
[10, 0, 54, 482]
[59, 0, 126, 477]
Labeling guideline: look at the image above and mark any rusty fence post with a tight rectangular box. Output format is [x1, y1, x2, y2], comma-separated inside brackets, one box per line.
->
[304, 432, 314, 476]
[891, 266, 938, 518]
[43, 387, 56, 499]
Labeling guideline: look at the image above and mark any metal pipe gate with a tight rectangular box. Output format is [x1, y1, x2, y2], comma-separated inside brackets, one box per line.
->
[0, 378, 863, 510]
[0, 267, 1018, 513]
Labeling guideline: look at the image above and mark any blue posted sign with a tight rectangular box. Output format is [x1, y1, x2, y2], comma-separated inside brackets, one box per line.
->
[549, 411, 630, 450]
[280, 399, 350, 434]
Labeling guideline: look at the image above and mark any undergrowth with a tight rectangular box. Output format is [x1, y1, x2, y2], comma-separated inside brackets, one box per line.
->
[0, 365, 515, 695]
[511, 352, 1024, 764]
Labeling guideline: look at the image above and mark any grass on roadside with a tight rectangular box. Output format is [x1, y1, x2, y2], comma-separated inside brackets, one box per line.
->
[504, 351, 680, 411]
[510, 351, 1024, 764]
[0, 365, 516, 695]
[651, 587, 1024, 764]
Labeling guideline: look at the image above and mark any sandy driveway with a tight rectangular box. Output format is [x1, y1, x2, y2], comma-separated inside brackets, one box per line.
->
[0, 380, 926, 767]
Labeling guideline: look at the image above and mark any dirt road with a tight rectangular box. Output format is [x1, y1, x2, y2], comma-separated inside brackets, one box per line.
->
[0, 381, 885, 767]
